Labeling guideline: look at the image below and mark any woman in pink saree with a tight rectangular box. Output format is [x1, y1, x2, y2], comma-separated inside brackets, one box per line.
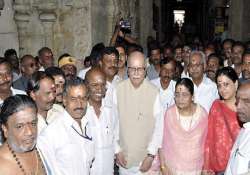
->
[150, 78, 208, 175]
[203, 67, 241, 175]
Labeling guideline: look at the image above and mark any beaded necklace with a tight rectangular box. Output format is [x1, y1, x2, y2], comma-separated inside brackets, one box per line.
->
[7, 143, 46, 175]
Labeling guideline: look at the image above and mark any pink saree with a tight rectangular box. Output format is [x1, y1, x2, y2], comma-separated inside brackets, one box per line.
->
[203, 100, 241, 173]
[151, 104, 208, 174]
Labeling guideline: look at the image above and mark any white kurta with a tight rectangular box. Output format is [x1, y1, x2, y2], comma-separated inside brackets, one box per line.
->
[86, 102, 118, 175]
[192, 75, 219, 112]
[37, 109, 95, 175]
[150, 78, 176, 110]
[225, 122, 250, 175]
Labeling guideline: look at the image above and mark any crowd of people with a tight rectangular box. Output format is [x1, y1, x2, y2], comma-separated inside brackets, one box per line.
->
[0, 24, 250, 175]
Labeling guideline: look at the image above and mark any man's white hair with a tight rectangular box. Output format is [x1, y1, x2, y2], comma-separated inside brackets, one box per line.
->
[189, 51, 206, 64]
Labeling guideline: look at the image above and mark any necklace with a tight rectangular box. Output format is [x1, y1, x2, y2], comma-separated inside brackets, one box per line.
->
[7, 143, 46, 175]
[177, 105, 196, 131]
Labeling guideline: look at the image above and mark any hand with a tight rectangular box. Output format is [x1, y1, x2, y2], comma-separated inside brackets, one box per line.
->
[139, 156, 154, 173]
[116, 152, 127, 168]
[118, 31, 125, 38]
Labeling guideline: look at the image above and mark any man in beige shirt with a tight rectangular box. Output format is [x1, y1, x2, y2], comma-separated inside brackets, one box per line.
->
[114, 51, 163, 175]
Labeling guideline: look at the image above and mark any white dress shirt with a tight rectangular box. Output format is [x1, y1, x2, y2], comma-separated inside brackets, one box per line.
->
[225, 122, 250, 175]
[104, 75, 122, 106]
[37, 104, 65, 134]
[150, 78, 176, 110]
[192, 75, 219, 112]
[37, 109, 95, 175]
[86, 102, 119, 175]
[0, 87, 26, 105]
[78, 67, 91, 79]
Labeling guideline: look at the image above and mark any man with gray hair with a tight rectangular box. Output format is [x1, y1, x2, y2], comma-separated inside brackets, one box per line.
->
[188, 51, 219, 112]
[37, 78, 95, 175]
[114, 51, 163, 174]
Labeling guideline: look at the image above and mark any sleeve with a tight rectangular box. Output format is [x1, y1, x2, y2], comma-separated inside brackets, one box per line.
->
[37, 132, 62, 175]
[147, 93, 164, 155]
[113, 88, 121, 154]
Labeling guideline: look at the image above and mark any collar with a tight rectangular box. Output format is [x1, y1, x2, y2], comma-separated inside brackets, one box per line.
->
[243, 122, 250, 129]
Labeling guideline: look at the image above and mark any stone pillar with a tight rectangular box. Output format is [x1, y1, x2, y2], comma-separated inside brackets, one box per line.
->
[13, 0, 30, 56]
[39, 13, 56, 48]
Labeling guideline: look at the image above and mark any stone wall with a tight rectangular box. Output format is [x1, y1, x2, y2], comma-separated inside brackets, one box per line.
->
[0, 0, 19, 56]
[0, 0, 154, 61]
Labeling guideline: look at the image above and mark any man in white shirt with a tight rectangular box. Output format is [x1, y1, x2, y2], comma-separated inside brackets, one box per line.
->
[0, 58, 26, 106]
[225, 82, 250, 175]
[0, 58, 26, 145]
[188, 51, 219, 112]
[37, 78, 95, 175]
[99, 47, 121, 106]
[85, 67, 118, 175]
[114, 51, 163, 175]
[150, 58, 176, 110]
[28, 71, 56, 133]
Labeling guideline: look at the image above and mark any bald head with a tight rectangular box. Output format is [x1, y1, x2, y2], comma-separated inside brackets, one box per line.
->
[236, 82, 250, 123]
[127, 51, 145, 67]
[85, 67, 106, 83]
[85, 67, 107, 103]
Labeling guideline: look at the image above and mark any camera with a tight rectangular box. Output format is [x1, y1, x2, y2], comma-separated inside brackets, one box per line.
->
[119, 19, 131, 33]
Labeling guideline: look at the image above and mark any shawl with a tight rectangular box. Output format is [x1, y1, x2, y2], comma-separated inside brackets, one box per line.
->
[151, 104, 208, 173]
[203, 100, 241, 173]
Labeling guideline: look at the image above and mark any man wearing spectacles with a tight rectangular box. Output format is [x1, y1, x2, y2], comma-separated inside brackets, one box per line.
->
[13, 55, 38, 91]
[114, 51, 163, 175]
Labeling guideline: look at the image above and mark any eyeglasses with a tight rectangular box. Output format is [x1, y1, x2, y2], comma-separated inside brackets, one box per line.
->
[128, 67, 146, 74]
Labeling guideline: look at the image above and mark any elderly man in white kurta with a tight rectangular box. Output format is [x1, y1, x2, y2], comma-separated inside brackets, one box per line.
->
[85, 67, 118, 175]
[37, 78, 95, 175]
[188, 51, 219, 112]
[225, 82, 250, 175]
[114, 51, 164, 175]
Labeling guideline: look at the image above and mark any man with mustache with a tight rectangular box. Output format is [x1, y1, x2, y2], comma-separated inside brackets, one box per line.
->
[99, 47, 120, 106]
[45, 67, 66, 123]
[188, 51, 219, 112]
[225, 82, 250, 175]
[0, 57, 26, 106]
[206, 53, 222, 82]
[151, 58, 176, 111]
[0, 58, 26, 145]
[240, 51, 250, 83]
[27, 71, 56, 134]
[58, 56, 77, 80]
[0, 95, 48, 175]
[85, 67, 118, 175]
[147, 42, 162, 80]
[37, 78, 95, 175]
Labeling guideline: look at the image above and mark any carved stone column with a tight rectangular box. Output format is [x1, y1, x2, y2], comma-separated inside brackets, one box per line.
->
[39, 12, 56, 48]
[13, 0, 30, 56]
[36, 2, 57, 49]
